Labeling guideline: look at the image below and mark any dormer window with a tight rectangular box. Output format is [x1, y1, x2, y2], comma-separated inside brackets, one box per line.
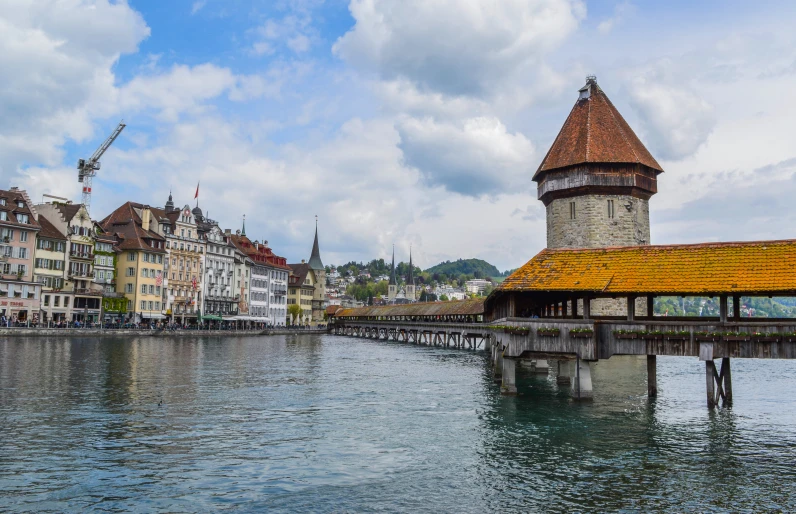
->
[0, 199, 5, 206]
[16, 201, 24, 208]
[17, 214, 29, 224]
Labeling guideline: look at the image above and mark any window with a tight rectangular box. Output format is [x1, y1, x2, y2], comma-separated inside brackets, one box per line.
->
[148, 301, 153, 311]
[127, 300, 132, 310]
[141, 301, 146, 311]
[127, 267, 135, 277]
[148, 285, 155, 295]
[607, 199, 615, 219]
[181, 229, 185, 237]
[141, 284, 147, 295]
[43, 295, 50, 307]
[0, 212, 7, 222]
[155, 302, 160, 310]
[128, 253, 136, 261]
[16, 201, 24, 208]
[20, 232, 27, 242]
[141, 268, 148, 278]
[569, 201, 576, 220]
[18, 248, 27, 259]
[156, 286, 161, 295]
[17, 214, 28, 224]
[54, 296, 60, 307]
[126, 284, 133, 293]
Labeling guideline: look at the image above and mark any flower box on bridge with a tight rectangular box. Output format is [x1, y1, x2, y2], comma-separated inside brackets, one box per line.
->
[752, 334, 780, 343]
[695, 332, 721, 342]
[537, 328, 560, 337]
[570, 329, 594, 339]
[723, 333, 751, 342]
[612, 330, 640, 340]
[504, 327, 530, 336]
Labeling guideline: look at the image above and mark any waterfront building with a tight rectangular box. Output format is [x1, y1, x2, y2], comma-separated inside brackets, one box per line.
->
[35, 215, 68, 322]
[201, 224, 237, 318]
[227, 228, 252, 321]
[100, 203, 167, 323]
[35, 201, 102, 322]
[94, 229, 126, 323]
[0, 188, 42, 323]
[152, 197, 206, 324]
[287, 221, 327, 325]
[230, 228, 290, 327]
[287, 262, 316, 325]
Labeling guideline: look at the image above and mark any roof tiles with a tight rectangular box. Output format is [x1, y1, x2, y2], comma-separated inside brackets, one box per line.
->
[498, 240, 796, 295]
[336, 298, 485, 318]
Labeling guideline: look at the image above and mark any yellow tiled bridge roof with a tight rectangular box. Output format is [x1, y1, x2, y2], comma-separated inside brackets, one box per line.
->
[335, 298, 485, 318]
[497, 240, 796, 296]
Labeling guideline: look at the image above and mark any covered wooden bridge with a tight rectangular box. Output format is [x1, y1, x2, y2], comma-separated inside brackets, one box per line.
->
[486, 239, 796, 406]
[331, 298, 489, 349]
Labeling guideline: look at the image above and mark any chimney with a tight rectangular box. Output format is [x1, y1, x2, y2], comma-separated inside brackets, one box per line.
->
[142, 208, 151, 231]
[579, 75, 597, 100]
[224, 228, 231, 236]
[301, 259, 305, 264]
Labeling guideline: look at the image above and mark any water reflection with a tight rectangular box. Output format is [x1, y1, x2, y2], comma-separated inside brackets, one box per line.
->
[1, 337, 795, 512]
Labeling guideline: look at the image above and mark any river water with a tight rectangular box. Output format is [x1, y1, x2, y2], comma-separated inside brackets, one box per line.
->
[1, 334, 795, 512]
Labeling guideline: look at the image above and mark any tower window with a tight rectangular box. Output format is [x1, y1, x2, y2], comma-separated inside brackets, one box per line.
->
[569, 202, 576, 220]
[607, 200, 615, 219]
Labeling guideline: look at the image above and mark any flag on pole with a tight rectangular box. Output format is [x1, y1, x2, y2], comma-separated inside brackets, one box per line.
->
[192, 276, 197, 290]
[156, 271, 163, 286]
[194, 181, 200, 199]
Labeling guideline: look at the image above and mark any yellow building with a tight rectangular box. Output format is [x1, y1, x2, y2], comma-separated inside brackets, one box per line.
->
[100, 203, 167, 323]
[287, 262, 315, 324]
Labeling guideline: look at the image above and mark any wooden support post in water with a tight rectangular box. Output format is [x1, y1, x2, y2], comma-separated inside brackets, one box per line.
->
[706, 360, 717, 409]
[647, 355, 657, 397]
[721, 357, 732, 406]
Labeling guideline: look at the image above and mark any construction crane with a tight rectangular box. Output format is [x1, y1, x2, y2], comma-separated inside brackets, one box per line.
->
[77, 121, 126, 214]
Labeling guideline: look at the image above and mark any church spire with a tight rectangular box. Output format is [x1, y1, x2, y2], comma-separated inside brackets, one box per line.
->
[165, 189, 174, 212]
[389, 244, 396, 285]
[308, 215, 324, 270]
[407, 245, 414, 284]
[241, 214, 246, 237]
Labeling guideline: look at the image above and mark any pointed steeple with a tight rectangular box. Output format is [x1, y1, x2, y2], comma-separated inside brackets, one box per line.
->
[165, 189, 174, 212]
[308, 216, 324, 270]
[389, 245, 397, 285]
[407, 245, 414, 284]
[241, 214, 246, 237]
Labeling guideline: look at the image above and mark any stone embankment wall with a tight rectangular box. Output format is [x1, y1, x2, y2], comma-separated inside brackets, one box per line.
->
[0, 328, 328, 338]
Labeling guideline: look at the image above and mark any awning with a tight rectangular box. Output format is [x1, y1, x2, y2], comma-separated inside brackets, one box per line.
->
[142, 314, 166, 319]
[202, 314, 223, 321]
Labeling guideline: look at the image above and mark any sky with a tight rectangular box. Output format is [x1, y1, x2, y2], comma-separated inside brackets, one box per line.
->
[2, 0, 796, 271]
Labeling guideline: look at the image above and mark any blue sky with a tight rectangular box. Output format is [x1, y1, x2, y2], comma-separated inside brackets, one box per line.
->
[2, 0, 796, 270]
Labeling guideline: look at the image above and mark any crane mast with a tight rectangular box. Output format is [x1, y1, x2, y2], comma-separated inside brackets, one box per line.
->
[77, 121, 126, 214]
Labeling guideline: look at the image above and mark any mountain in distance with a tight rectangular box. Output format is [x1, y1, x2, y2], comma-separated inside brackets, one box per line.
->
[424, 258, 503, 278]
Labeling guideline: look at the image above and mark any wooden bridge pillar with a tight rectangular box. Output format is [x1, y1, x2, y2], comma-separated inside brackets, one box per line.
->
[706, 358, 732, 409]
[572, 358, 593, 400]
[647, 355, 657, 397]
[501, 358, 518, 395]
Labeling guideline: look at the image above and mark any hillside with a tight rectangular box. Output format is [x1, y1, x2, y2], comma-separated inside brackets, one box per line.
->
[424, 259, 500, 278]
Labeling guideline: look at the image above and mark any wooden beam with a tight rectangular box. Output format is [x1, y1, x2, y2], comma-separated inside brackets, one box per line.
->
[627, 295, 636, 322]
[732, 295, 740, 321]
[647, 295, 654, 318]
[582, 296, 591, 320]
[719, 295, 728, 324]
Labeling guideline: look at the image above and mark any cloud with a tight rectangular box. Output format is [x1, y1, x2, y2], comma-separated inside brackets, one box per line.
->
[627, 71, 716, 161]
[397, 116, 535, 196]
[597, 1, 634, 34]
[249, 13, 315, 56]
[191, 1, 206, 15]
[0, 0, 149, 173]
[334, 0, 586, 97]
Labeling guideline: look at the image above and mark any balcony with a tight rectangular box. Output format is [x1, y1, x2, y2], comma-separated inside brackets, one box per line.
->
[68, 270, 92, 278]
[274, 287, 287, 296]
[70, 251, 94, 260]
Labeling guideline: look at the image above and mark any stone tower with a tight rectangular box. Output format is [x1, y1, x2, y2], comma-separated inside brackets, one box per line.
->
[534, 76, 663, 249]
[308, 218, 326, 321]
[405, 247, 416, 302]
[388, 245, 397, 303]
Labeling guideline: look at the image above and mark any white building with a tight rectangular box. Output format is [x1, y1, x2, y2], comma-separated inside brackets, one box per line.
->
[465, 279, 491, 295]
[201, 224, 237, 318]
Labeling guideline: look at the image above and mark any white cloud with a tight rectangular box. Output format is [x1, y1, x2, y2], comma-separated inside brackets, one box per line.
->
[191, 1, 206, 15]
[334, 0, 586, 97]
[397, 116, 535, 196]
[597, 1, 634, 34]
[0, 0, 149, 173]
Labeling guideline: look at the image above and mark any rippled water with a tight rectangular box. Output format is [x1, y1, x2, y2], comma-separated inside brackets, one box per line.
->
[1, 335, 796, 512]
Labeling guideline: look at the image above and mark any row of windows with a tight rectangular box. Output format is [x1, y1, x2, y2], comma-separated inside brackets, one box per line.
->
[2, 263, 27, 276]
[38, 276, 64, 289]
[4, 246, 29, 259]
[140, 301, 161, 311]
[0, 211, 30, 224]
[94, 255, 113, 266]
[35, 258, 64, 270]
[127, 252, 164, 263]
[140, 284, 163, 296]
[0, 228, 29, 242]
[37, 238, 64, 251]
[568, 200, 620, 220]
[166, 240, 203, 252]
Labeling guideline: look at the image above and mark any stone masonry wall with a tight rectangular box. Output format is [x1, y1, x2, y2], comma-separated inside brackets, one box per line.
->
[546, 194, 650, 249]
[547, 194, 651, 317]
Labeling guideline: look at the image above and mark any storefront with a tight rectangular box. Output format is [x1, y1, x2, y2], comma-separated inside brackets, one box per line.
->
[0, 281, 42, 325]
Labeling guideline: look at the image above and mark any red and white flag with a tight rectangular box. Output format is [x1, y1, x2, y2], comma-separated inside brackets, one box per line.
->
[156, 271, 163, 286]
[192, 276, 197, 290]
[194, 181, 200, 199]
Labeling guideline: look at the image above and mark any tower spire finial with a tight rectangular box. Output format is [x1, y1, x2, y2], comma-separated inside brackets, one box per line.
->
[242, 214, 246, 236]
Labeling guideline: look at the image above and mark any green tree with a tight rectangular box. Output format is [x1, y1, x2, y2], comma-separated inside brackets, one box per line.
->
[440, 294, 449, 301]
[287, 304, 302, 324]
